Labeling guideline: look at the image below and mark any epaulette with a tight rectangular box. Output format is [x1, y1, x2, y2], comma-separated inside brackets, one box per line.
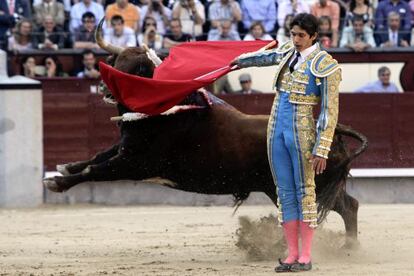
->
[275, 40, 294, 54]
[310, 51, 340, 78]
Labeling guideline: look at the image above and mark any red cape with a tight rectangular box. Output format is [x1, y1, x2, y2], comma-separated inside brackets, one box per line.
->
[99, 40, 274, 115]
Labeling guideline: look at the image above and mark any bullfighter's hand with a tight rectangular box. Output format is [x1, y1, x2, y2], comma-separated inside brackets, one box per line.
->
[311, 155, 326, 175]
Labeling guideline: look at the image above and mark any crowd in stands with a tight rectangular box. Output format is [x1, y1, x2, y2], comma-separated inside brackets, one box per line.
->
[0, 0, 413, 79]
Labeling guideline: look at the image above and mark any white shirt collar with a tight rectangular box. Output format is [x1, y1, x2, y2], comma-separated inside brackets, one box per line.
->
[297, 43, 318, 60]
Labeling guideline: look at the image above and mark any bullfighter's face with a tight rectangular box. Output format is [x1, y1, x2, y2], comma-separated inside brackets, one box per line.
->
[290, 25, 317, 53]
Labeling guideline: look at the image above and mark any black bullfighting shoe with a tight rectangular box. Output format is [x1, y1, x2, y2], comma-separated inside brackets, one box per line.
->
[275, 258, 295, 273]
[290, 261, 312, 272]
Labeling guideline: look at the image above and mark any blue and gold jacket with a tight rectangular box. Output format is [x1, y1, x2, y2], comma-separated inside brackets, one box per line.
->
[236, 41, 341, 159]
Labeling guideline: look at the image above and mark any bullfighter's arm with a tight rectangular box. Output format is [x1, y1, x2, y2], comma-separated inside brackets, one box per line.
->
[233, 40, 293, 68]
[311, 52, 341, 159]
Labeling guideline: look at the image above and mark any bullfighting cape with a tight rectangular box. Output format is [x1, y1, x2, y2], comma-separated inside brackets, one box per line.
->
[99, 40, 274, 115]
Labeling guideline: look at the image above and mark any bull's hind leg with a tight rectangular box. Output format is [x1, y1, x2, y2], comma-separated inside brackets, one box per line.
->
[57, 144, 120, 176]
[333, 191, 359, 249]
[45, 153, 141, 192]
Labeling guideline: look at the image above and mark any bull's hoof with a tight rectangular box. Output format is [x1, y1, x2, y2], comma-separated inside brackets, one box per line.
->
[342, 238, 360, 250]
[43, 178, 65, 193]
[56, 164, 70, 176]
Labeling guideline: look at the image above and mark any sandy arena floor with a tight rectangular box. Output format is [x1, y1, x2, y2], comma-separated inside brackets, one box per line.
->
[0, 204, 413, 275]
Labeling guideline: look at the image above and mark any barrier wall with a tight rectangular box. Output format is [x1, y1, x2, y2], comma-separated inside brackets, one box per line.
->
[41, 78, 414, 170]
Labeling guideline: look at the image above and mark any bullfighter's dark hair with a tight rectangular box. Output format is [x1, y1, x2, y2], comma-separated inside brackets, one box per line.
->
[290, 13, 319, 41]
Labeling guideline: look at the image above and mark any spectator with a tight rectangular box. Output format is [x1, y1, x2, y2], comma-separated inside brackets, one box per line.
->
[310, 0, 340, 47]
[0, 1, 16, 50]
[340, 15, 376, 51]
[277, 0, 310, 28]
[41, 55, 68, 77]
[163, 18, 192, 48]
[106, 0, 141, 32]
[137, 16, 163, 49]
[354, 66, 399, 93]
[21, 56, 42, 78]
[208, 0, 242, 31]
[241, 0, 277, 33]
[172, 0, 205, 38]
[8, 18, 33, 51]
[7, 0, 31, 19]
[139, 0, 171, 35]
[346, 0, 373, 27]
[73, 12, 99, 49]
[376, 11, 411, 47]
[243, 21, 273, 40]
[318, 16, 334, 48]
[77, 50, 100, 78]
[32, 15, 66, 50]
[410, 0, 414, 27]
[33, 0, 65, 27]
[207, 19, 240, 40]
[105, 15, 137, 47]
[211, 75, 233, 94]
[236, 73, 261, 94]
[375, 0, 411, 31]
[276, 14, 294, 44]
[70, 0, 105, 32]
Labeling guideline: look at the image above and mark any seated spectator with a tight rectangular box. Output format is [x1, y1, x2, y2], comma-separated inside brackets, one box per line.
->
[41, 55, 68, 77]
[7, 0, 31, 19]
[163, 18, 192, 49]
[73, 12, 99, 49]
[410, 0, 414, 27]
[70, 0, 105, 32]
[32, 15, 66, 50]
[137, 16, 163, 49]
[21, 56, 42, 78]
[172, 0, 206, 38]
[340, 15, 376, 51]
[376, 12, 411, 47]
[139, 0, 172, 35]
[207, 19, 240, 41]
[243, 21, 273, 41]
[208, 0, 242, 31]
[33, 0, 65, 27]
[0, 1, 16, 50]
[277, 0, 310, 28]
[311, 0, 340, 47]
[375, 0, 411, 32]
[105, 15, 137, 47]
[8, 19, 33, 52]
[211, 75, 233, 95]
[318, 16, 334, 48]
[241, 0, 276, 33]
[346, 0, 373, 28]
[106, 0, 140, 32]
[236, 73, 261, 94]
[77, 49, 100, 78]
[354, 66, 399, 93]
[276, 14, 294, 44]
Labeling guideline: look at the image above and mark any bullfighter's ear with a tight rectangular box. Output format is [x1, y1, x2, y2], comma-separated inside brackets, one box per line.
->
[142, 44, 162, 67]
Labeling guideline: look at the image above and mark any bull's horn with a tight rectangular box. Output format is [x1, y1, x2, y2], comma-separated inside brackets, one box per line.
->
[95, 17, 124, 55]
[142, 44, 162, 67]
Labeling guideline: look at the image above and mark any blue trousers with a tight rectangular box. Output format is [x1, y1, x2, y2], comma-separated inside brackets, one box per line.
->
[267, 92, 317, 225]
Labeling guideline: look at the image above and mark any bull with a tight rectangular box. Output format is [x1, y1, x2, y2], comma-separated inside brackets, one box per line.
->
[43, 18, 368, 247]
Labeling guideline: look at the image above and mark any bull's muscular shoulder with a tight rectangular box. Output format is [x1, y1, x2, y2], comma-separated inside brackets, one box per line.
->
[310, 51, 340, 78]
[275, 40, 294, 55]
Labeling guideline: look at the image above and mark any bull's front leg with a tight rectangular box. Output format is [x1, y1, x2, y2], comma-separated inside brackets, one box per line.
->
[57, 144, 120, 176]
[333, 191, 359, 249]
[44, 152, 135, 192]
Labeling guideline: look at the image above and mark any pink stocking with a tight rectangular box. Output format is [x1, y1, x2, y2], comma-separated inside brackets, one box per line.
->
[282, 220, 299, 264]
[298, 221, 314, 264]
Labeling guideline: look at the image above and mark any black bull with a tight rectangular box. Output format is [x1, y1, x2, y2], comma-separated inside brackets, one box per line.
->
[43, 90, 367, 245]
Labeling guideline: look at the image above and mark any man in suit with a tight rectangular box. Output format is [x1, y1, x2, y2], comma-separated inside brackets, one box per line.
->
[32, 15, 66, 50]
[7, 0, 31, 19]
[33, 0, 65, 27]
[235, 73, 262, 94]
[376, 11, 411, 47]
[0, 1, 15, 50]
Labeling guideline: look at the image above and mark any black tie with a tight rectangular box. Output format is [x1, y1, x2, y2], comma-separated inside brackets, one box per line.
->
[289, 51, 301, 73]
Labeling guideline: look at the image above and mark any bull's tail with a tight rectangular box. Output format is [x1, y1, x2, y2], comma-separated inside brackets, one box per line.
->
[317, 124, 368, 224]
